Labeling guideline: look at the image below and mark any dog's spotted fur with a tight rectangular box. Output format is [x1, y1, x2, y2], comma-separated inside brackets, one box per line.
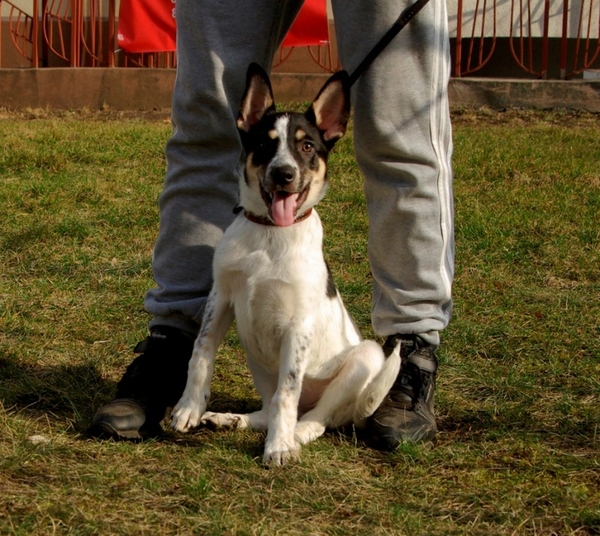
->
[171, 63, 401, 466]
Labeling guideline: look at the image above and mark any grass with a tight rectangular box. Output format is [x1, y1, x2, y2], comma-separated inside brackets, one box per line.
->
[0, 106, 599, 535]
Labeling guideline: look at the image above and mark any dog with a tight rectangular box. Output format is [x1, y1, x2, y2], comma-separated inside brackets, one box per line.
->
[171, 63, 401, 465]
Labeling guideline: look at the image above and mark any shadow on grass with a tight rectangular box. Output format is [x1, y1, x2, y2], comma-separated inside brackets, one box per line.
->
[0, 353, 114, 434]
[0, 353, 268, 451]
[439, 408, 599, 452]
[2, 351, 596, 457]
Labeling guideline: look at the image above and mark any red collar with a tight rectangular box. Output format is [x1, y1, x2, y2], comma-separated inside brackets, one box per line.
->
[243, 208, 313, 226]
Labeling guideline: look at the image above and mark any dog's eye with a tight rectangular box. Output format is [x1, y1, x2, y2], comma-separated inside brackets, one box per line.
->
[301, 141, 314, 153]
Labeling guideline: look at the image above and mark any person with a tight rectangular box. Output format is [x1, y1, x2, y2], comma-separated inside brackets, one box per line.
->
[89, 0, 454, 451]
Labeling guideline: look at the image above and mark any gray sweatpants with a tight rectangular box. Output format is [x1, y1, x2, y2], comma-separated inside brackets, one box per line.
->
[144, 0, 454, 348]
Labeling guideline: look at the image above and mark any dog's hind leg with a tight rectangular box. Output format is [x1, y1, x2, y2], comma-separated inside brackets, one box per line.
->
[199, 359, 277, 431]
[353, 339, 401, 428]
[198, 355, 277, 431]
[294, 340, 385, 445]
[171, 289, 234, 432]
[200, 409, 269, 431]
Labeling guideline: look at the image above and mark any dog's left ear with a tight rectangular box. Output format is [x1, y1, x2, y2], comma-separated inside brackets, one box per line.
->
[306, 70, 350, 144]
[237, 63, 276, 133]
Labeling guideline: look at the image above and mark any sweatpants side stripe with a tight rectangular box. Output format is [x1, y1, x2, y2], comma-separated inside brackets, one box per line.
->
[429, 0, 454, 307]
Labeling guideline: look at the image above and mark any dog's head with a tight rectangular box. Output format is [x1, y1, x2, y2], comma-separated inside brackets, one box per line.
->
[236, 63, 350, 227]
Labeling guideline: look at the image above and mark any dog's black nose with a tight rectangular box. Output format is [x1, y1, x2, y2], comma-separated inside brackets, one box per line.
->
[271, 165, 296, 185]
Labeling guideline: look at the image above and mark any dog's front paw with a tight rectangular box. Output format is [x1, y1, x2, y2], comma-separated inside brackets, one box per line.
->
[171, 396, 205, 432]
[263, 438, 301, 466]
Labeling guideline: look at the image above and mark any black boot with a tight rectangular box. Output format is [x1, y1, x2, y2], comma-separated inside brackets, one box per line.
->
[88, 326, 195, 440]
[367, 335, 438, 451]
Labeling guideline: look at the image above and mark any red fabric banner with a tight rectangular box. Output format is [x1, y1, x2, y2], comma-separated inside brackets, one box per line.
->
[117, 0, 328, 54]
[282, 0, 329, 47]
[118, 0, 176, 53]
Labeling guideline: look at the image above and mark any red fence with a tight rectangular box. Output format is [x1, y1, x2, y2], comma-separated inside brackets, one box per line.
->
[453, 0, 600, 77]
[1, 0, 599, 78]
[0, 0, 175, 67]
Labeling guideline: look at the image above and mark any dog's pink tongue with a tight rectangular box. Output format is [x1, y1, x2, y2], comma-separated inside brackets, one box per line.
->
[271, 192, 298, 227]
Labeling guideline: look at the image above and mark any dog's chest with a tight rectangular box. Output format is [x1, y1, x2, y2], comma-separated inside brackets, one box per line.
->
[215, 216, 330, 367]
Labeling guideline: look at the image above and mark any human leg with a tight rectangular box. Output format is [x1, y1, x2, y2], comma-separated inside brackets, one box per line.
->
[146, 0, 304, 336]
[332, 0, 454, 446]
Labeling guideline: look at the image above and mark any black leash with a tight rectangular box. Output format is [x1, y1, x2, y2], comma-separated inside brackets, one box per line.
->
[347, 0, 432, 87]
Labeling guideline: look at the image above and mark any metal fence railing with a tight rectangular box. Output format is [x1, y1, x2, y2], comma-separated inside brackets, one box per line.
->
[452, 0, 600, 77]
[0, 0, 177, 67]
[1, 0, 599, 78]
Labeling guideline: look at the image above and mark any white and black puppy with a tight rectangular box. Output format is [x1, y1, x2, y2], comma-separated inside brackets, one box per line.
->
[171, 63, 401, 466]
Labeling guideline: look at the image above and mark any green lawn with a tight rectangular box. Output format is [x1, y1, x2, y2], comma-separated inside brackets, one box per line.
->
[1, 108, 599, 535]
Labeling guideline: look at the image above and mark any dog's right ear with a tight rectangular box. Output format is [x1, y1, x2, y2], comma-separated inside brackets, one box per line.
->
[237, 63, 276, 133]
